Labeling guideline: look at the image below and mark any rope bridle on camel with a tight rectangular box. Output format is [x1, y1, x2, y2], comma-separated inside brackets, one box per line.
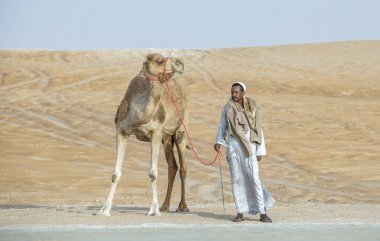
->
[146, 57, 222, 166]
[147, 57, 227, 221]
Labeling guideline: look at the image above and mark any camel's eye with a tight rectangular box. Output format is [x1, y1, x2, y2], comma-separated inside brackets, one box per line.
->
[157, 59, 164, 64]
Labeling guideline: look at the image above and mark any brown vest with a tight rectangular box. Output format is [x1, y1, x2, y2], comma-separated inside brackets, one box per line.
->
[225, 96, 263, 157]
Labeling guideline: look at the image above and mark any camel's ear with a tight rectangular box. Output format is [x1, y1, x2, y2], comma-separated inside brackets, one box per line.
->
[146, 54, 154, 62]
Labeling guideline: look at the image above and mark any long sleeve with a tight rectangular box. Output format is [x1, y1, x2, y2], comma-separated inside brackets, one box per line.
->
[214, 106, 228, 147]
[256, 130, 266, 156]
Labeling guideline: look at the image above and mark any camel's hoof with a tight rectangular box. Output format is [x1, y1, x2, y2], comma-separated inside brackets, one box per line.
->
[160, 205, 170, 212]
[147, 210, 161, 216]
[176, 207, 190, 213]
[96, 209, 111, 216]
[148, 204, 161, 216]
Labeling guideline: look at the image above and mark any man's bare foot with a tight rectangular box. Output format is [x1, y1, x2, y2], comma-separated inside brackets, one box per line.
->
[233, 213, 244, 222]
[259, 214, 272, 222]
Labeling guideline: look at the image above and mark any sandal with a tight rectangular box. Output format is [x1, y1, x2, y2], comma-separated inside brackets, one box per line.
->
[259, 214, 272, 223]
[233, 213, 244, 222]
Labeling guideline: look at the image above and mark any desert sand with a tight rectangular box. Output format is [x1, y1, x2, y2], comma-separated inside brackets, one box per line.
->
[0, 41, 380, 228]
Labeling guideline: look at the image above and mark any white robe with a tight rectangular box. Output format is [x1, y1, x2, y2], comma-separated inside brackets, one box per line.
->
[215, 105, 275, 214]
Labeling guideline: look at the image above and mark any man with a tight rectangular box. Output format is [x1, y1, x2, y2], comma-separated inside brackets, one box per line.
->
[214, 82, 275, 222]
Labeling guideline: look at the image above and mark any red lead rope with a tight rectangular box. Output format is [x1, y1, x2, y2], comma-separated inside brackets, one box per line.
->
[162, 58, 222, 166]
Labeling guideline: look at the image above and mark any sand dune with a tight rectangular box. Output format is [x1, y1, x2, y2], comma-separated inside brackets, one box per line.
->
[0, 41, 379, 218]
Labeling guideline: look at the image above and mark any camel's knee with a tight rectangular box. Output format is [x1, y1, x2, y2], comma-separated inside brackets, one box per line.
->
[149, 169, 157, 182]
[175, 131, 185, 144]
[169, 164, 178, 174]
[112, 170, 121, 183]
[179, 168, 187, 179]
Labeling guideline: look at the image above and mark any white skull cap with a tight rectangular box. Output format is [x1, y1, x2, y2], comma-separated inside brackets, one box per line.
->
[233, 81, 246, 91]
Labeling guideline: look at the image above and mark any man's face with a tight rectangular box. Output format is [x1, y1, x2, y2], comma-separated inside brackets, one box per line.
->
[231, 85, 244, 103]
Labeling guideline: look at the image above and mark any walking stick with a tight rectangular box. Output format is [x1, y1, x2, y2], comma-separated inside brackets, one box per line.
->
[217, 151, 227, 223]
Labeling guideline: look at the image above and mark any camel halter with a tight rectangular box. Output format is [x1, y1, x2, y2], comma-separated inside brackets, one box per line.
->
[144, 58, 171, 82]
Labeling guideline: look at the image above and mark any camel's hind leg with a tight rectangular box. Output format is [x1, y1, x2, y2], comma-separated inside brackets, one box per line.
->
[147, 131, 162, 216]
[160, 134, 178, 212]
[175, 130, 189, 212]
[97, 133, 127, 216]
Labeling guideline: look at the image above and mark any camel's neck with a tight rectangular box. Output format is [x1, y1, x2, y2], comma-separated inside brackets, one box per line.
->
[135, 69, 168, 120]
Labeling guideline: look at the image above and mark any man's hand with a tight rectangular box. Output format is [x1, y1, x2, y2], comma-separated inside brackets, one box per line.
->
[257, 156, 262, 162]
[214, 144, 221, 153]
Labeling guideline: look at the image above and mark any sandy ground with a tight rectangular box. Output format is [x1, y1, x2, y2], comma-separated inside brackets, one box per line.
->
[0, 203, 380, 227]
[1, 41, 380, 228]
[2, 225, 380, 241]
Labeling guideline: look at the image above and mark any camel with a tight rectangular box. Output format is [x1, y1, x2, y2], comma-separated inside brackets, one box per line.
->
[97, 53, 189, 216]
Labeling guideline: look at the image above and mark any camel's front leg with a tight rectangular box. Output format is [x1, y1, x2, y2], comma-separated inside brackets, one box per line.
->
[175, 130, 189, 212]
[148, 131, 162, 216]
[97, 133, 127, 216]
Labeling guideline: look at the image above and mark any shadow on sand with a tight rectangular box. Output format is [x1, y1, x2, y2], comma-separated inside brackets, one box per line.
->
[87, 205, 236, 221]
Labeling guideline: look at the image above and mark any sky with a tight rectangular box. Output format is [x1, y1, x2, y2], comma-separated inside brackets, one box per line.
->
[0, 0, 379, 50]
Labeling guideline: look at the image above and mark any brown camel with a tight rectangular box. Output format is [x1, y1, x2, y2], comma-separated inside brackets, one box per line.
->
[97, 53, 189, 216]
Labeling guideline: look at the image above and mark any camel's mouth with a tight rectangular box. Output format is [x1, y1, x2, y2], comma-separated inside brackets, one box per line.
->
[174, 68, 184, 74]
[168, 58, 184, 75]
[165, 68, 184, 75]
[170, 65, 184, 75]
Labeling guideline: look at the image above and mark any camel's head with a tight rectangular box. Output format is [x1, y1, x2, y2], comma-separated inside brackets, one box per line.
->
[143, 53, 184, 80]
